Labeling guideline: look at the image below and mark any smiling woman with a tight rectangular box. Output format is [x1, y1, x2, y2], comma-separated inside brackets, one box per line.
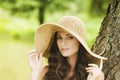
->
[28, 16, 107, 80]
[56, 31, 80, 57]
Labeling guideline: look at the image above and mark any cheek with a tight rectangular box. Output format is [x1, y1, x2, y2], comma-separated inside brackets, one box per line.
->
[56, 41, 60, 49]
[71, 41, 79, 51]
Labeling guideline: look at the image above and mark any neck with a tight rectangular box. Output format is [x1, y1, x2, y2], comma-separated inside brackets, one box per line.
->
[67, 53, 78, 71]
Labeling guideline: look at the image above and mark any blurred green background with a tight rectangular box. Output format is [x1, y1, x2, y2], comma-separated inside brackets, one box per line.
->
[0, 0, 110, 80]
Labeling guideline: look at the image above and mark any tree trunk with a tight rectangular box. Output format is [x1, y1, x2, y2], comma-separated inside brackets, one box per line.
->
[91, 0, 120, 80]
[38, 0, 48, 24]
[39, 6, 45, 24]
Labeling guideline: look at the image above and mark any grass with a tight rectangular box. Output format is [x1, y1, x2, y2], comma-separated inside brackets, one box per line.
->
[0, 39, 33, 80]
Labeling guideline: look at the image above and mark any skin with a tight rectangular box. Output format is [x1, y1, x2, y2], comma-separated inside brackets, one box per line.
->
[28, 31, 104, 80]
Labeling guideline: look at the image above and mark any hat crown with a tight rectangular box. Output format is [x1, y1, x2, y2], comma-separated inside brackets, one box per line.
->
[57, 16, 86, 39]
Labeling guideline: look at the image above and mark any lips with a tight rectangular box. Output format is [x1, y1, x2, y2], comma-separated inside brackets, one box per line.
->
[61, 48, 69, 52]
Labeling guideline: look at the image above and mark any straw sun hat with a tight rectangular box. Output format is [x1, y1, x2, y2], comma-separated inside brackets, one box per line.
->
[34, 16, 107, 60]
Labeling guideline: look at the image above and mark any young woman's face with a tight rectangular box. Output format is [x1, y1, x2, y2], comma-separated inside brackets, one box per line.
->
[56, 31, 80, 57]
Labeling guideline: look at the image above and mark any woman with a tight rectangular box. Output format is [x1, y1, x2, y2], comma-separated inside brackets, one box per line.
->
[28, 16, 107, 80]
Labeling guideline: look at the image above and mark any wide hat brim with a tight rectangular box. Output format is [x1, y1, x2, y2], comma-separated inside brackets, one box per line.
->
[35, 23, 107, 60]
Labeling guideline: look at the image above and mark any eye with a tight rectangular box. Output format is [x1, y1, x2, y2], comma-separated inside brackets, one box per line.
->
[56, 35, 62, 40]
[66, 35, 74, 40]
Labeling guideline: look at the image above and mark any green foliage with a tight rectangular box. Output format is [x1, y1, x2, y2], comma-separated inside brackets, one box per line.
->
[0, 7, 37, 42]
[89, 0, 111, 16]
[0, 0, 38, 17]
[0, 0, 70, 16]
[0, 0, 109, 24]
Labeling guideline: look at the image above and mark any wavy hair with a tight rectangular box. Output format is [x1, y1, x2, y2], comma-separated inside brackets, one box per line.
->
[43, 32, 89, 80]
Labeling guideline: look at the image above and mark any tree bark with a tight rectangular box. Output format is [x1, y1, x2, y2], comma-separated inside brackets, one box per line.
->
[38, 0, 47, 24]
[91, 0, 120, 80]
[39, 5, 45, 24]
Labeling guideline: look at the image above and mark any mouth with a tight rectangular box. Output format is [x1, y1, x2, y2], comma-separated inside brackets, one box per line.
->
[61, 48, 69, 52]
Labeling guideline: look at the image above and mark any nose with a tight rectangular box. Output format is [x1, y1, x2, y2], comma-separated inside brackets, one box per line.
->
[61, 39, 65, 46]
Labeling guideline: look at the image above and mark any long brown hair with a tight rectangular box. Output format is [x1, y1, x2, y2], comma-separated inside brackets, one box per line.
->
[43, 32, 88, 80]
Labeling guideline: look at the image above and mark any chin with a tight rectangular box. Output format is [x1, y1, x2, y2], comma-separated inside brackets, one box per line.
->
[62, 55, 69, 57]
[61, 53, 72, 57]
[61, 53, 69, 57]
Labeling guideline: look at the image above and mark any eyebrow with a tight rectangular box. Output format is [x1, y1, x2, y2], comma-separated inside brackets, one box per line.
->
[66, 34, 72, 36]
